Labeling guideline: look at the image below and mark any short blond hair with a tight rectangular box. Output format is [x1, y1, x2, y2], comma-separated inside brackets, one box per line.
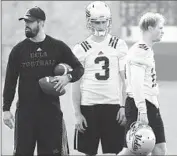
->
[139, 12, 165, 31]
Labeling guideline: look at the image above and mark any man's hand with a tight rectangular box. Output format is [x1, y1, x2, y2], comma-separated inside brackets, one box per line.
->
[51, 75, 71, 92]
[137, 111, 149, 125]
[116, 107, 127, 126]
[75, 112, 88, 133]
[3, 111, 14, 129]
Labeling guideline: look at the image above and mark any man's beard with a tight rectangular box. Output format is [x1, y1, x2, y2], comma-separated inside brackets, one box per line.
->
[25, 26, 39, 38]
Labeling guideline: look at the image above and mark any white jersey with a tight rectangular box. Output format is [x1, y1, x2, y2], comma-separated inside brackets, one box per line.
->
[73, 34, 128, 106]
[126, 40, 159, 111]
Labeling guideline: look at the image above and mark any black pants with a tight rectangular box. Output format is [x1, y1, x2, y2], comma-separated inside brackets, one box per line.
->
[13, 102, 69, 156]
[124, 97, 166, 147]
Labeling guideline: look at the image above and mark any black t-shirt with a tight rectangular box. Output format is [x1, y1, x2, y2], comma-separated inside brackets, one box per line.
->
[3, 35, 84, 111]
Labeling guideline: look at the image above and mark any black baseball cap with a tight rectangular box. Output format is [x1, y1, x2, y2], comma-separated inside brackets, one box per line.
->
[19, 6, 46, 21]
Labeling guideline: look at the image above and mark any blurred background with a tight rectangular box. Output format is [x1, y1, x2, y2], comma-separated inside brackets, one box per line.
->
[1, 1, 177, 155]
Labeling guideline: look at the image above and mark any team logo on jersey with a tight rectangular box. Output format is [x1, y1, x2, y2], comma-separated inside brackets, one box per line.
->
[108, 36, 119, 49]
[36, 47, 42, 52]
[81, 41, 92, 52]
[98, 51, 104, 55]
[138, 44, 149, 50]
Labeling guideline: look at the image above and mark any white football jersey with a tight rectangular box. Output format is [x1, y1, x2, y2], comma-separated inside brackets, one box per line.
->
[126, 41, 159, 109]
[73, 34, 128, 106]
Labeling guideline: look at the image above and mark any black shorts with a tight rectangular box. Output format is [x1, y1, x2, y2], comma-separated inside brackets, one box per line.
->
[124, 97, 166, 147]
[74, 104, 125, 155]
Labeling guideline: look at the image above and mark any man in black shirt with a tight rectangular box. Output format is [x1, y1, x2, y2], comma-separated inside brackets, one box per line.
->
[3, 6, 84, 156]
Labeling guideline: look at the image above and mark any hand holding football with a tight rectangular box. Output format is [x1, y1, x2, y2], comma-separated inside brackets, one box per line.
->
[39, 76, 66, 96]
[38, 63, 72, 96]
[54, 63, 73, 76]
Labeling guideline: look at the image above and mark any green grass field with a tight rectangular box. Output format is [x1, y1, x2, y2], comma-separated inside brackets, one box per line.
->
[1, 81, 177, 155]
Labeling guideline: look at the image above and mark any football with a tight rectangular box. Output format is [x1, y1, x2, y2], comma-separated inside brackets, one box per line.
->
[39, 76, 66, 96]
[54, 63, 73, 76]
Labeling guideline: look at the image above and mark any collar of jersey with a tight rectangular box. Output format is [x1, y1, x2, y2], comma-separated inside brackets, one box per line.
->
[87, 34, 111, 46]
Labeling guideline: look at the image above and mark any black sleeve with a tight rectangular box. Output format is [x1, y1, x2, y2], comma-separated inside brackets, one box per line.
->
[3, 46, 20, 111]
[60, 41, 84, 82]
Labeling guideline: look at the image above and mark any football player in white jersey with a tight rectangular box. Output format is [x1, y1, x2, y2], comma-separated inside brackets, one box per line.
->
[72, 1, 128, 155]
[117, 12, 167, 155]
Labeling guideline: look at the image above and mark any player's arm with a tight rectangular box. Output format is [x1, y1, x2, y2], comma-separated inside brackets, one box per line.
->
[72, 78, 87, 132]
[130, 47, 150, 114]
[119, 71, 127, 107]
[71, 44, 84, 114]
[117, 39, 128, 107]
[72, 44, 87, 132]
[130, 61, 148, 124]
[72, 78, 82, 115]
[116, 70, 127, 126]
[116, 39, 128, 125]
[3, 47, 19, 112]
[60, 41, 84, 82]
[130, 63, 146, 113]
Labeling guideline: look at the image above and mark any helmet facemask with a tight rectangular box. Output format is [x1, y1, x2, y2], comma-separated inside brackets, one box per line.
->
[87, 17, 112, 37]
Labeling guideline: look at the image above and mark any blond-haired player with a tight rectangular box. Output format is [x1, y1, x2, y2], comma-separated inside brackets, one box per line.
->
[118, 12, 167, 155]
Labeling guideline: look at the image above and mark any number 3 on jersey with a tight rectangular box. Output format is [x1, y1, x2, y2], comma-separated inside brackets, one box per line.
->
[94, 56, 110, 80]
